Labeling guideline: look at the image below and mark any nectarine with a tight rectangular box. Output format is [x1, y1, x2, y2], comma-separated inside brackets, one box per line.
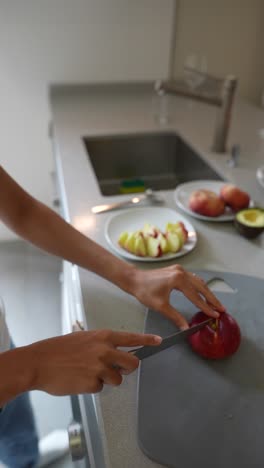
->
[220, 184, 250, 212]
[189, 190, 225, 217]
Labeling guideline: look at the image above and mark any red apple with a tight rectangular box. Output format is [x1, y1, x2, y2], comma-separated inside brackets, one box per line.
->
[220, 184, 250, 212]
[188, 311, 241, 359]
[189, 190, 226, 217]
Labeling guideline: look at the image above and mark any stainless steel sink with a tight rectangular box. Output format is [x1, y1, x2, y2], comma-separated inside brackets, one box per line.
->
[83, 132, 224, 196]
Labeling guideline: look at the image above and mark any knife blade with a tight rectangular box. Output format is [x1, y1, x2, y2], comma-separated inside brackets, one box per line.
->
[130, 319, 212, 360]
[91, 194, 150, 214]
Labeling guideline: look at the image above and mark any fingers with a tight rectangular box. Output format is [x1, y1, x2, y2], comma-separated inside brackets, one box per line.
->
[181, 283, 220, 318]
[189, 273, 226, 313]
[158, 304, 189, 330]
[108, 349, 139, 374]
[110, 331, 162, 347]
[100, 368, 123, 387]
[90, 380, 104, 393]
[100, 349, 140, 386]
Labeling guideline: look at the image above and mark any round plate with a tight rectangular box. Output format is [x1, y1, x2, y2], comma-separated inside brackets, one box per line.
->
[256, 166, 264, 189]
[174, 180, 238, 222]
[105, 207, 197, 262]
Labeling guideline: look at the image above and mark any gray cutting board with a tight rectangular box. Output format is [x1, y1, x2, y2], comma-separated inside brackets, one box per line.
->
[137, 270, 264, 468]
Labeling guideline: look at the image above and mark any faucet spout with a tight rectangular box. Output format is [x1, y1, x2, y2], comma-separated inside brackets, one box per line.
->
[155, 70, 238, 153]
[212, 75, 237, 153]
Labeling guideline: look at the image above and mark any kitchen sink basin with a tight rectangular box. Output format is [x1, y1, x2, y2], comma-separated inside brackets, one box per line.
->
[83, 132, 224, 196]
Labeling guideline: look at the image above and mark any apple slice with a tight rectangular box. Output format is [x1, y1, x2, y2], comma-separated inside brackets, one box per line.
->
[143, 223, 160, 238]
[177, 221, 188, 243]
[166, 221, 188, 246]
[157, 233, 169, 254]
[166, 231, 181, 253]
[146, 236, 162, 257]
[166, 222, 180, 232]
[134, 232, 147, 256]
[118, 231, 129, 248]
[124, 232, 137, 253]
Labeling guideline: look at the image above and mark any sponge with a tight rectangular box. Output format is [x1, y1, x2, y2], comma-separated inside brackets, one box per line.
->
[119, 179, 145, 194]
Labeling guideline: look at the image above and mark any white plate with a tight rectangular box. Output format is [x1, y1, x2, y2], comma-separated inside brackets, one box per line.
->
[105, 207, 197, 262]
[256, 166, 264, 189]
[174, 180, 238, 222]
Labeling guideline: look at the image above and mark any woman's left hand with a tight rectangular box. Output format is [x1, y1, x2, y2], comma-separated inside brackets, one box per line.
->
[130, 265, 225, 330]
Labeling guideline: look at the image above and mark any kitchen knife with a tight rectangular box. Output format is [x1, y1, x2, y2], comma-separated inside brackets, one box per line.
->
[91, 189, 164, 214]
[130, 319, 212, 360]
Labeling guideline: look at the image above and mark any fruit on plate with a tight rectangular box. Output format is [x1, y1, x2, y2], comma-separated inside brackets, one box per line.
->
[188, 189, 226, 217]
[234, 207, 264, 239]
[166, 222, 188, 246]
[134, 232, 147, 256]
[118, 231, 129, 247]
[123, 232, 137, 253]
[188, 311, 241, 360]
[146, 236, 162, 257]
[118, 221, 189, 257]
[220, 184, 250, 212]
[166, 231, 181, 253]
[142, 223, 159, 238]
[157, 233, 170, 254]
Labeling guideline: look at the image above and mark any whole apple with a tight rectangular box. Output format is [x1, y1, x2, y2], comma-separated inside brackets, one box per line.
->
[188, 311, 241, 359]
[189, 190, 226, 217]
[220, 184, 250, 212]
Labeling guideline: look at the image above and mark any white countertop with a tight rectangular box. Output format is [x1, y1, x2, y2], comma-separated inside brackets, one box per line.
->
[50, 82, 264, 468]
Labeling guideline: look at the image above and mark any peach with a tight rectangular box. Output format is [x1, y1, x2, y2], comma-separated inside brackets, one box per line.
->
[220, 184, 250, 212]
[189, 190, 225, 217]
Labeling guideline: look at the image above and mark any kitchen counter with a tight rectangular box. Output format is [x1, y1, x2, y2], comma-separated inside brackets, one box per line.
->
[49, 82, 264, 468]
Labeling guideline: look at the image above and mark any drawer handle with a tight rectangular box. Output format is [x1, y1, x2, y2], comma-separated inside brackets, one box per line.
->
[68, 420, 86, 461]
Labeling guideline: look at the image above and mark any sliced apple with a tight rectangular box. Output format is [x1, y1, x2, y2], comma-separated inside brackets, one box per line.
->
[118, 220, 189, 257]
[157, 232, 169, 254]
[166, 222, 180, 232]
[118, 231, 129, 247]
[165, 221, 188, 246]
[134, 232, 147, 256]
[143, 223, 160, 238]
[146, 236, 162, 257]
[177, 221, 188, 242]
[124, 232, 137, 253]
[166, 231, 181, 253]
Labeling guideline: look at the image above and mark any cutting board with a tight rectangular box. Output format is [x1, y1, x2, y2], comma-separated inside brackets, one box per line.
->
[137, 270, 264, 468]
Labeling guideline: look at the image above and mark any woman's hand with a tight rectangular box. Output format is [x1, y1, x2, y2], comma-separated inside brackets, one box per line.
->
[29, 330, 161, 395]
[130, 265, 225, 329]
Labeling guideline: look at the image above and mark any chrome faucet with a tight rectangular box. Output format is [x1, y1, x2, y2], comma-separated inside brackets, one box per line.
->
[155, 67, 238, 153]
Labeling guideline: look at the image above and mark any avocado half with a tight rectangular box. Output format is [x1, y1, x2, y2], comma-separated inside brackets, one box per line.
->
[234, 208, 264, 239]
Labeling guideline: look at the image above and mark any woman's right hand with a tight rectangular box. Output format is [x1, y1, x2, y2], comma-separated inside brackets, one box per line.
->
[28, 330, 161, 395]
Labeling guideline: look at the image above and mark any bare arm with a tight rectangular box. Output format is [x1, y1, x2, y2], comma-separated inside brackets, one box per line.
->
[0, 166, 224, 329]
[0, 166, 226, 405]
[0, 166, 135, 295]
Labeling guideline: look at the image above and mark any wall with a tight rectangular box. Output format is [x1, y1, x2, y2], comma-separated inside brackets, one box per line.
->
[0, 0, 175, 240]
[172, 0, 264, 105]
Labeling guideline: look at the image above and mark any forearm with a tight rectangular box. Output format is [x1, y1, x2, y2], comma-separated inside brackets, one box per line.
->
[10, 199, 138, 294]
[0, 346, 35, 407]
